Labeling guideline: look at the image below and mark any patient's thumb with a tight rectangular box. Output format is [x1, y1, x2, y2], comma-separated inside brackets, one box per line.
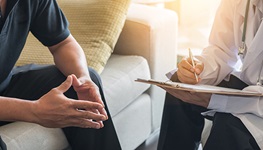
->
[57, 75, 73, 92]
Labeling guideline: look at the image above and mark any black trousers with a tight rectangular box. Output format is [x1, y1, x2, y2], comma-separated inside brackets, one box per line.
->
[0, 64, 121, 150]
[157, 75, 260, 150]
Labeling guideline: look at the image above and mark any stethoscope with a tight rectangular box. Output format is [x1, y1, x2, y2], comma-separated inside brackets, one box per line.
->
[238, 0, 250, 56]
[238, 0, 263, 86]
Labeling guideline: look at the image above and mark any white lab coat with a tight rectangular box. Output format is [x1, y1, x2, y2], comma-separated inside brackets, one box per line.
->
[195, 0, 263, 148]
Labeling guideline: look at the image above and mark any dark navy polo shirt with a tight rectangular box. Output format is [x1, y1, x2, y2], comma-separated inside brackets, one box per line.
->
[0, 0, 70, 84]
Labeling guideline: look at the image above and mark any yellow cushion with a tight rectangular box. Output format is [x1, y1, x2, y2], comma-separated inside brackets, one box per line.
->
[16, 0, 131, 74]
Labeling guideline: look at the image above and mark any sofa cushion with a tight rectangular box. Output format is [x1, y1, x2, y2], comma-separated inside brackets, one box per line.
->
[101, 54, 151, 117]
[16, 0, 131, 74]
[113, 94, 151, 150]
[0, 122, 69, 150]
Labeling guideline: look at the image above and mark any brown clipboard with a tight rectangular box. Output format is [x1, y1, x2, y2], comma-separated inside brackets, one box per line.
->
[135, 78, 263, 97]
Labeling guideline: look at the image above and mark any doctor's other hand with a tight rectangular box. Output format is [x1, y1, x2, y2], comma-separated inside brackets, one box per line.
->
[163, 87, 212, 108]
[32, 75, 107, 129]
[177, 57, 204, 84]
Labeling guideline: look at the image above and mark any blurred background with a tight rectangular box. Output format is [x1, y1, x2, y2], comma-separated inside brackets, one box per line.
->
[165, 0, 221, 57]
[133, 0, 221, 58]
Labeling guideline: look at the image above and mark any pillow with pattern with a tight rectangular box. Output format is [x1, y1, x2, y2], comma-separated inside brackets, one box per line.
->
[16, 0, 131, 74]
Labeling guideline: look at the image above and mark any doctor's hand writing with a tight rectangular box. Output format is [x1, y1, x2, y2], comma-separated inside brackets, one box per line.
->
[177, 57, 204, 84]
[169, 56, 210, 107]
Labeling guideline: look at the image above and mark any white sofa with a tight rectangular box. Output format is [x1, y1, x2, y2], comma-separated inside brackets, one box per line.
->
[0, 4, 178, 150]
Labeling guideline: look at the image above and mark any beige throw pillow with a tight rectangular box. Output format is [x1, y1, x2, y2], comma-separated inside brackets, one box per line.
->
[16, 0, 131, 74]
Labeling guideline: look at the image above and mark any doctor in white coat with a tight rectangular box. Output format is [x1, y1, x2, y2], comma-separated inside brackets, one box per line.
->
[157, 0, 263, 150]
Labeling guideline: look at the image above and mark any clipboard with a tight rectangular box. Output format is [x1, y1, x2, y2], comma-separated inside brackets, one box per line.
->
[135, 78, 263, 97]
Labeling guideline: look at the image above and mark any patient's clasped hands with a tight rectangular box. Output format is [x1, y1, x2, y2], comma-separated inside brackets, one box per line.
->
[32, 74, 107, 129]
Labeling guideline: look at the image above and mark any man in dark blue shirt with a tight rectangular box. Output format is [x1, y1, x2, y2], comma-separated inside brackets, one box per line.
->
[0, 0, 121, 149]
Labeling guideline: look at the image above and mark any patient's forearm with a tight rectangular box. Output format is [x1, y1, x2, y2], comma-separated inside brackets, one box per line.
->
[0, 96, 35, 123]
[49, 35, 90, 79]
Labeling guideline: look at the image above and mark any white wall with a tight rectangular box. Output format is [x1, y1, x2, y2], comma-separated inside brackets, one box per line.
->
[178, 0, 221, 56]
[180, 0, 220, 27]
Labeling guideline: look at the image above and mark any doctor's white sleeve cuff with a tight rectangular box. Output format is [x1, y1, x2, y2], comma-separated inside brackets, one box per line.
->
[166, 68, 178, 79]
[207, 94, 228, 112]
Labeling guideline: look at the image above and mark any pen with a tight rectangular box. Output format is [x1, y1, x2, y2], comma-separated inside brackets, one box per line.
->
[188, 48, 198, 82]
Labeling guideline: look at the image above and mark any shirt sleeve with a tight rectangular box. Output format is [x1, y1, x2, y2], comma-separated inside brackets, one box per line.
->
[30, 0, 70, 46]
[166, 69, 178, 79]
[204, 85, 263, 118]
[197, 0, 239, 85]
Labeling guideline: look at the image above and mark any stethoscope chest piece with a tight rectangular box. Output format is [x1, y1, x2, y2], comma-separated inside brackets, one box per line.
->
[238, 42, 246, 56]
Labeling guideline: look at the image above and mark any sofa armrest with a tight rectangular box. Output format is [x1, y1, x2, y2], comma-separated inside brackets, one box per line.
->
[114, 3, 178, 131]
[114, 4, 178, 73]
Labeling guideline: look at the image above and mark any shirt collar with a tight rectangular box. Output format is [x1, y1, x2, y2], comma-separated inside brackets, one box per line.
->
[237, 0, 263, 17]
[251, 0, 263, 13]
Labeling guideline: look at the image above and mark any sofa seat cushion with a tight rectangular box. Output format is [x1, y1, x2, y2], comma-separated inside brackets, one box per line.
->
[0, 122, 69, 150]
[101, 54, 150, 117]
